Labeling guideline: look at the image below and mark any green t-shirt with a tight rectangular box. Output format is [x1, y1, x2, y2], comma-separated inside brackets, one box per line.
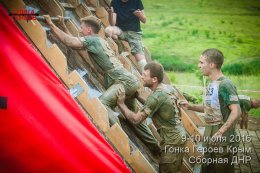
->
[80, 35, 138, 89]
[80, 35, 115, 71]
[141, 84, 185, 146]
[204, 76, 239, 124]
[204, 76, 239, 146]
[238, 95, 251, 113]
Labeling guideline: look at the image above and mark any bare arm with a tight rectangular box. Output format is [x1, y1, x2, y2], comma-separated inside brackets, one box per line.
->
[133, 9, 146, 24]
[117, 87, 147, 125]
[118, 103, 147, 125]
[210, 104, 241, 145]
[107, 7, 117, 26]
[218, 104, 241, 134]
[179, 100, 204, 113]
[44, 15, 83, 49]
[58, 16, 72, 36]
[188, 104, 204, 113]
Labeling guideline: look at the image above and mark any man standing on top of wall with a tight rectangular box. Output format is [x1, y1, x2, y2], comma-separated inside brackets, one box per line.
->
[108, 0, 147, 72]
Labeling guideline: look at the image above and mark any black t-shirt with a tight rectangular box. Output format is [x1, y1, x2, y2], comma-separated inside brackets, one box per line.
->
[111, 0, 144, 32]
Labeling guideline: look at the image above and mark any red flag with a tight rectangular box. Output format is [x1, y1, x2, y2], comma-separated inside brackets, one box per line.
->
[0, 4, 131, 173]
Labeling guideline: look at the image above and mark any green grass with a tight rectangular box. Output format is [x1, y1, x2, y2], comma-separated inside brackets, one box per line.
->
[142, 0, 260, 75]
[167, 71, 260, 116]
[142, 0, 260, 116]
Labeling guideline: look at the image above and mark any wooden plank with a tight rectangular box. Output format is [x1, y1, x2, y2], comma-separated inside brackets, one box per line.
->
[38, 0, 65, 16]
[84, 0, 99, 8]
[99, 0, 111, 8]
[182, 140, 202, 173]
[120, 52, 143, 83]
[77, 50, 105, 84]
[120, 40, 141, 71]
[60, 2, 75, 9]
[130, 150, 157, 173]
[105, 124, 132, 162]
[185, 139, 202, 158]
[180, 109, 202, 139]
[104, 116, 158, 173]
[118, 54, 132, 72]
[75, 3, 92, 19]
[185, 110, 205, 127]
[172, 85, 205, 127]
[69, 71, 110, 132]
[181, 158, 193, 173]
[14, 19, 70, 86]
[64, 19, 80, 36]
[96, 7, 110, 27]
[98, 26, 106, 39]
[143, 47, 152, 62]
[106, 37, 119, 55]
[66, 0, 79, 8]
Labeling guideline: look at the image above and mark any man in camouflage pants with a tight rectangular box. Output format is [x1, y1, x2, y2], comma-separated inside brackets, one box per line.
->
[43, 15, 159, 153]
[108, 0, 147, 72]
[180, 48, 241, 173]
[117, 62, 186, 173]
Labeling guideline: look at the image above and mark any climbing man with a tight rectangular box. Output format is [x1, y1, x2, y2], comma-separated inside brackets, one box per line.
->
[43, 15, 160, 154]
[117, 62, 186, 173]
[108, 0, 147, 72]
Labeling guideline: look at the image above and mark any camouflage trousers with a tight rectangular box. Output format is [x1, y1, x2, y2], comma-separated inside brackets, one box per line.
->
[159, 144, 185, 173]
[202, 125, 238, 173]
[100, 73, 159, 153]
[119, 31, 144, 55]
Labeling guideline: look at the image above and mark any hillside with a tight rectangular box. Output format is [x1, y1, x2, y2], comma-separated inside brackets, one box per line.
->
[142, 0, 260, 74]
